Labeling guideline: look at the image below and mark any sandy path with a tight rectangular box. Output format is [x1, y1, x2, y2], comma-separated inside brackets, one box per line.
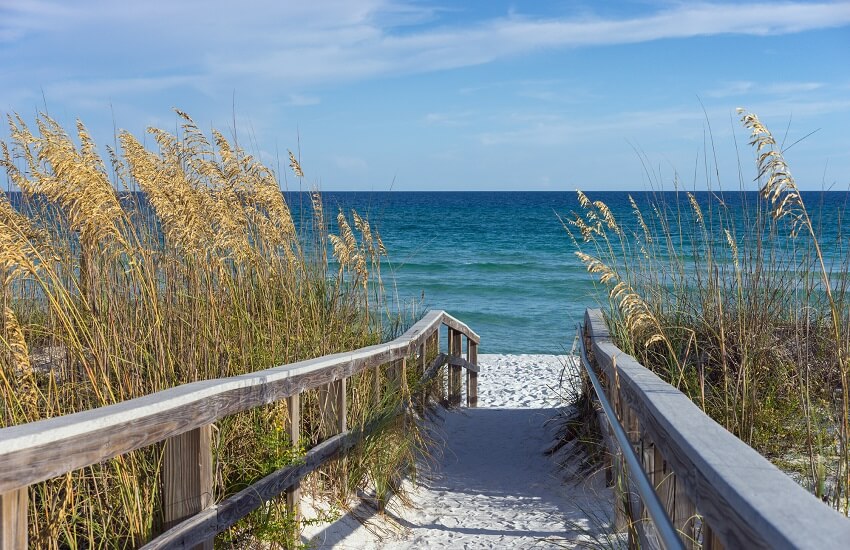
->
[302, 355, 615, 549]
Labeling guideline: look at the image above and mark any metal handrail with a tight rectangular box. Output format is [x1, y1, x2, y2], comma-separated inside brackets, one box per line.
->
[576, 324, 685, 550]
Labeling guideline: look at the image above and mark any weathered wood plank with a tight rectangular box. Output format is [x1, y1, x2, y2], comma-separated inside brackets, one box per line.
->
[585, 308, 850, 550]
[142, 399, 414, 550]
[319, 379, 346, 438]
[0, 311, 474, 494]
[674, 474, 696, 549]
[421, 353, 449, 385]
[163, 426, 213, 550]
[284, 393, 301, 528]
[417, 343, 427, 414]
[466, 340, 478, 407]
[142, 428, 357, 549]
[447, 355, 480, 373]
[703, 522, 724, 550]
[438, 315, 480, 344]
[448, 329, 462, 406]
[0, 488, 27, 550]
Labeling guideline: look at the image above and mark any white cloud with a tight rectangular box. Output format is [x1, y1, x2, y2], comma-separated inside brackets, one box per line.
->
[286, 94, 320, 106]
[475, 94, 850, 150]
[4, 1, 850, 95]
[706, 81, 756, 98]
[708, 80, 825, 98]
[423, 111, 473, 126]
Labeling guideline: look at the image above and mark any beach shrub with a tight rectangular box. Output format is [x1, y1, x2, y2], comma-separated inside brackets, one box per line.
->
[0, 110, 421, 547]
[568, 110, 850, 513]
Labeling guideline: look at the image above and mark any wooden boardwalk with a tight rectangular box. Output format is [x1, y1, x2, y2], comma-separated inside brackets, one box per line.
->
[303, 355, 616, 549]
[4, 310, 850, 548]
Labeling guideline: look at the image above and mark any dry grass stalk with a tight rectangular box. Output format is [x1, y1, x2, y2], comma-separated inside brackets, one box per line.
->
[570, 111, 850, 513]
[0, 110, 422, 547]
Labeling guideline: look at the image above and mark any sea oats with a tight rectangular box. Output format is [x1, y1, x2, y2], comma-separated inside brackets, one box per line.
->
[629, 194, 653, 244]
[329, 234, 351, 267]
[575, 250, 665, 348]
[594, 200, 620, 235]
[352, 210, 376, 256]
[311, 190, 324, 232]
[725, 229, 740, 272]
[5, 114, 126, 247]
[0, 158, 46, 282]
[120, 132, 211, 252]
[288, 150, 304, 178]
[687, 192, 704, 228]
[338, 210, 357, 253]
[737, 108, 805, 235]
[3, 305, 31, 376]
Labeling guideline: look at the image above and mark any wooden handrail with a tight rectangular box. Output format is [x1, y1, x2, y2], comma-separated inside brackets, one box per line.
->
[143, 352, 455, 548]
[585, 308, 850, 549]
[0, 310, 480, 547]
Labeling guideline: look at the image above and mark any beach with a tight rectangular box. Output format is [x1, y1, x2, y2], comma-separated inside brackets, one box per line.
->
[301, 354, 616, 549]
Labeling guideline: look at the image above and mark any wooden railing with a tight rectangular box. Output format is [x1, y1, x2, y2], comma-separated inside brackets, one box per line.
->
[0, 310, 479, 549]
[582, 308, 850, 550]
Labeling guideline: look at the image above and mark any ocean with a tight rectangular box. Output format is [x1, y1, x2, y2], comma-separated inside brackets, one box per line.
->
[8, 189, 846, 354]
[302, 191, 850, 354]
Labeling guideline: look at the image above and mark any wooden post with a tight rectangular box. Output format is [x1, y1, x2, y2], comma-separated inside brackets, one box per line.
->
[285, 393, 301, 530]
[424, 331, 438, 403]
[674, 475, 696, 549]
[389, 358, 403, 393]
[400, 356, 407, 393]
[623, 406, 641, 550]
[373, 364, 382, 406]
[320, 378, 347, 502]
[703, 523, 724, 550]
[418, 342, 427, 412]
[609, 368, 628, 533]
[445, 328, 453, 403]
[319, 378, 347, 438]
[0, 488, 27, 550]
[654, 446, 673, 505]
[163, 426, 213, 550]
[640, 436, 660, 548]
[448, 330, 462, 406]
[466, 340, 478, 407]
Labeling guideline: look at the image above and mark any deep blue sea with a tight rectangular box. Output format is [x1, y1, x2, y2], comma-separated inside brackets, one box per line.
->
[297, 191, 850, 354]
[10, 190, 846, 354]
[311, 192, 590, 354]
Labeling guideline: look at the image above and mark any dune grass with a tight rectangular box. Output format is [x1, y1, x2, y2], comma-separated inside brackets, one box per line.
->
[568, 110, 850, 513]
[0, 110, 429, 548]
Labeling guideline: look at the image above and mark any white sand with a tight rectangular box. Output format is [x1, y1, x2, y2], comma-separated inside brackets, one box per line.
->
[301, 354, 616, 549]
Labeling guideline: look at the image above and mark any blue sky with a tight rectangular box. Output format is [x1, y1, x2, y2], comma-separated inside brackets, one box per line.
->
[1, 0, 849, 191]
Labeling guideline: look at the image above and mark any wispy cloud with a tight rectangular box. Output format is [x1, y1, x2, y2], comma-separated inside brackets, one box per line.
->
[707, 80, 825, 98]
[3, 1, 850, 97]
[475, 96, 850, 148]
[423, 111, 474, 126]
[286, 94, 320, 106]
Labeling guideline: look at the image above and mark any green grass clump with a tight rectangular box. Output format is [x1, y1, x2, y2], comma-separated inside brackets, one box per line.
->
[0, 110, 426, 547]
[568, 110, 850, 513]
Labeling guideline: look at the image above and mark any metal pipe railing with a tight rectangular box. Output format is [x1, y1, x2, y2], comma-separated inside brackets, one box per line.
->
[576, 324, 685, 550]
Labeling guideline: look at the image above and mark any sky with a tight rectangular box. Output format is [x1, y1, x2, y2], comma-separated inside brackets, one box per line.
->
[1, 0, 849, 191]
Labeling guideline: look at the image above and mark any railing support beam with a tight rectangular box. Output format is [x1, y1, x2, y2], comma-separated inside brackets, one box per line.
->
[319, 379, 347, 438]
[163, 426, 213, 550]
[285, 393, 301, 532]
[466, 340, 478, 407]
[448, 329, 462, 406]
[0, 487, 27, 550]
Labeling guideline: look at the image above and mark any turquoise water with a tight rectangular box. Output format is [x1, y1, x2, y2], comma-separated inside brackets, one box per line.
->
[306, 191, 850, 354]
[12, 189, 844, 354]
